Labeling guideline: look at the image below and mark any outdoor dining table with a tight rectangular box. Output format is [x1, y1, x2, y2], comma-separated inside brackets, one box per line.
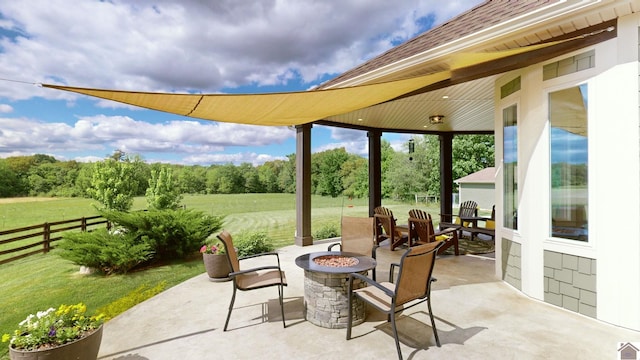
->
[295, 251, 376, 329]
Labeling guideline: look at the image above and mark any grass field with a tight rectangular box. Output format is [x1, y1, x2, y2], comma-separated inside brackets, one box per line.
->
[0, 194, 435, 358]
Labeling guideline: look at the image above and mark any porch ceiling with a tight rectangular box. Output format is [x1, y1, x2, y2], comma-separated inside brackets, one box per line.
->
[319, 76, 496, 134]
[316, 0, 639, 134]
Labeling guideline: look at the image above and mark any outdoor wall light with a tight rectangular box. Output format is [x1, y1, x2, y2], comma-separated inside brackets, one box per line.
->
[429, 115, 445, 124]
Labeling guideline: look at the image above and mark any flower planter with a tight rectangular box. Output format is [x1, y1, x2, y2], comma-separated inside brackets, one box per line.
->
[9, 324, 103, 360]
[203, 253, 231, 282]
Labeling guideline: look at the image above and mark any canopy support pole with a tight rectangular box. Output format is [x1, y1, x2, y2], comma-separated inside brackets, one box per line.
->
[439, 133, 454, 223]
[295, 123, 313, 246]
[368, 130, 382, 216]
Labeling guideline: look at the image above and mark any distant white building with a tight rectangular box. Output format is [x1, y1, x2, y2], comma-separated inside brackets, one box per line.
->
[455, 167, 496, 211]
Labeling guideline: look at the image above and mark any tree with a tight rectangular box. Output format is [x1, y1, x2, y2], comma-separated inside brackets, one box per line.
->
[313, 148, 350, 197]
[258, 160, 284, 193]
[239, 163, 263, 193]
[340, 155, 368, 198]
[380, 140, 396, 198]
[206, 164, 244, 194]
[176, 165, 207, 194]
[451, 134, 495, 190]
[146, 166, 183, 210]
[278, 154, 296, 193]
[87, 159, 139, 211]
[0, 161, 22, 197]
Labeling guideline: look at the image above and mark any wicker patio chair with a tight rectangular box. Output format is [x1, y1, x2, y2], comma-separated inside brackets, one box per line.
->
[217, 230, 287, 331]
[373, 206, 409, 251]
[346, 241, 444, 360]
[328, 216, 378, 280]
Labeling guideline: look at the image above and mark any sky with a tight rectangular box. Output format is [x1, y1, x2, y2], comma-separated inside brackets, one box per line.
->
[0, 0, 483, 166]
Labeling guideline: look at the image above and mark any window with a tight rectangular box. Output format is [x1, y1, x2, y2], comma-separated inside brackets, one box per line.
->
[503, 104, 518, 230]
[549, 84, 588, 241]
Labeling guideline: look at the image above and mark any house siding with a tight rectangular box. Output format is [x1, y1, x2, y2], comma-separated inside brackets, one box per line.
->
[501, 239, 521, 290]
[544, 251, 597, 318]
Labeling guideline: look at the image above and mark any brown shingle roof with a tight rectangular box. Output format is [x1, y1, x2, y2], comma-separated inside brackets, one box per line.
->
[319, 0, 559, 89]
[455, 167, 496, 184]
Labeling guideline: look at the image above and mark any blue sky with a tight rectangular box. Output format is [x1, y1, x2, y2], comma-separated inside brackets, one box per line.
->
[0, 0, 483, 165]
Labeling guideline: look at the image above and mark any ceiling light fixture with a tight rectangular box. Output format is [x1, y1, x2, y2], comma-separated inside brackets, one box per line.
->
[429, 115, 445, 124]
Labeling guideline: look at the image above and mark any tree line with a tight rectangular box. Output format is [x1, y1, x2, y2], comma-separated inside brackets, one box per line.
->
[0, 135, 495, 200]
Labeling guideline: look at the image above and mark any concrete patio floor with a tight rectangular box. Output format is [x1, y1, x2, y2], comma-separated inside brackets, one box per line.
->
[97, 240, 639, 360]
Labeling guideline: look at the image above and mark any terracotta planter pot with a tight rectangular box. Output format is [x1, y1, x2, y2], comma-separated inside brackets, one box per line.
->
[203, 253, 231, 282]
[9, 324, 103, 360]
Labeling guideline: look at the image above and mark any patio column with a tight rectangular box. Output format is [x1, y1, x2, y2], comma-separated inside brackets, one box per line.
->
[295, 123, 313, 246]
[368, 130, 382, 216]
[439, 133, 454, 222]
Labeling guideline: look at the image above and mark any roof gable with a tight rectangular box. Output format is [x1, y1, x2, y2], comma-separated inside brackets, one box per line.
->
[455, 167, 496, 184]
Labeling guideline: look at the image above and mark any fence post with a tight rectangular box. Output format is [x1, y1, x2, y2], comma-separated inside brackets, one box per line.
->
[81, 217, 87, 231]
[43, 223, 50, 253]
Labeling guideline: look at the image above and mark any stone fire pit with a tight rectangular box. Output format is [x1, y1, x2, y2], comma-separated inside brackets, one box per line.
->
[295, 251, 376, 329]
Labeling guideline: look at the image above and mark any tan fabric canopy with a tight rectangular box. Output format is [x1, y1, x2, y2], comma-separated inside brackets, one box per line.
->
[44, 71, 450, 126]
[43, 40, 568, 127]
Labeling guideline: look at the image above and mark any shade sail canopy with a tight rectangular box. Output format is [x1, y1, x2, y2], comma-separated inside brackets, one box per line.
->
[43, 39, 574, 129]
[44, 71, 451, 126]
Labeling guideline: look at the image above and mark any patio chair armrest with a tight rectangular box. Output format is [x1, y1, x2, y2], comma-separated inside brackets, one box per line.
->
[348, 272, 394, 297]
[389, 262, 400, 283]
[238, 251, 280, 261]
[229, 265, 281, 277]
[371, 244, 379, 259]
[327, 243, 341, 251]
[435, 227, 458, 237]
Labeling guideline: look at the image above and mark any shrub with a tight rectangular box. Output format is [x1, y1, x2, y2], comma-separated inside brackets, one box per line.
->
[59, 209, 224, 274]
[234, 231, 274, 257]
[101, 208, 224, 260]
[313, 223, 339, 240]
[58, 228, 154, 274]
[97, 282, 166, 320]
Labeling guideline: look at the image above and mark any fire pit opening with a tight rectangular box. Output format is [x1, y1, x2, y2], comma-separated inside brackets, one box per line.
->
[313, 255, 359, 267]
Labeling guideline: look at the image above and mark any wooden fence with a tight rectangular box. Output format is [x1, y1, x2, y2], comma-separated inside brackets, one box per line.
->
[0, 216, 109, 265]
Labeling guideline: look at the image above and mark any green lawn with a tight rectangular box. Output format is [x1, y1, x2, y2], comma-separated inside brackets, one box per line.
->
[0, 194, 436, 359]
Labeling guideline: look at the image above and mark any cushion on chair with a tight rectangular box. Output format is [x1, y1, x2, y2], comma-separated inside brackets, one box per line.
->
[236, 270, 287, 290]
[353, 282, 396, 312]
[435, 234, 450, 242]
[485, 220, 495, 229]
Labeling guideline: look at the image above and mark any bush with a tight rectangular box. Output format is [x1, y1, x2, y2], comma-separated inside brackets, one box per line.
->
[97, 282, 166, 320]
[101, 209, 224, 260]
[59, 209, 224, 274]
[234, 231, 275, 257]
[58, 228, 154, 274]
[313, 223, 339, 240]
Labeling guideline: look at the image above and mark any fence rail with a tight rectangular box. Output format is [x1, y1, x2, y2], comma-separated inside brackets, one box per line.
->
[0, 215, 109, 265]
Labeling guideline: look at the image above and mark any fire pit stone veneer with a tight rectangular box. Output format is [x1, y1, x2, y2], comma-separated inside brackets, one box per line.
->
[295, 251, 376, 329]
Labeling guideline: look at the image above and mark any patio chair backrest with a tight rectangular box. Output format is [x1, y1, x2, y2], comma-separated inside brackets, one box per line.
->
[374, 206, 397, 236]
[394, 242, 441, 306]
[341, 216, 375, 256]
[458, 200, 478, 219]
[409, 209, 435, 244]
[217, 230, 240, 273]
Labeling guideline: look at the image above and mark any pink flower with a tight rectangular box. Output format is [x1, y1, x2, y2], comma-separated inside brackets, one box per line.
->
[200, 245, 207, 253]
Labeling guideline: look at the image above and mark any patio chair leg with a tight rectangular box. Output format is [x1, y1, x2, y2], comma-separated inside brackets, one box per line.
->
[427, 298, 441, 347]
[278, 284, 286, 328]
[390, 312, 403, 360]
[346, 278, 353, 340]
[224, 285, 237, 331]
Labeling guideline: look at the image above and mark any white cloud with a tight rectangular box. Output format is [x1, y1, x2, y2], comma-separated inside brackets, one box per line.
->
[0, 0, 483, 163]
[0, 0, 482, 98]
[0, 115, 293, 164]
